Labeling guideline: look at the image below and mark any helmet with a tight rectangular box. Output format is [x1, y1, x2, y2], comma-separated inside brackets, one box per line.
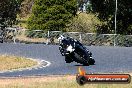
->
[58, 35, 65, 43]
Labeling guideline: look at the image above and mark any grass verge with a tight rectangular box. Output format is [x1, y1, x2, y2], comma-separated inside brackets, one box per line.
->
[0, 55, 37, 71]
[0, 75, 131, 88]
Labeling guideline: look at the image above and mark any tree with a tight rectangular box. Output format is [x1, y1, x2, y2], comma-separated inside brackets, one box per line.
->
[0, 0, 23, 27]
[89, 0, 132, 34]
[67, 13, 101, 33]
[28, 0, 77, 31]
[19, 0, 34, 17]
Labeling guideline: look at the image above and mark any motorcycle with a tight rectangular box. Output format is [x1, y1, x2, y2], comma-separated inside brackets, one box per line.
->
[58, 35, 95, 65]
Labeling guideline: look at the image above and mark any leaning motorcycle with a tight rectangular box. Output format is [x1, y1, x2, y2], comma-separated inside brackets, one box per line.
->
[58, 36, 95, 65]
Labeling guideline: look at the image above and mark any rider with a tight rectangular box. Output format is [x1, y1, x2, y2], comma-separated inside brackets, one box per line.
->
[58, 35, 84, 54]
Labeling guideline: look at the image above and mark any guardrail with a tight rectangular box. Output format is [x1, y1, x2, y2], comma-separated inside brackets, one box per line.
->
[1, 29, 132, 47]
[0, 27, 17, 43]
[45, 31, 132, 47]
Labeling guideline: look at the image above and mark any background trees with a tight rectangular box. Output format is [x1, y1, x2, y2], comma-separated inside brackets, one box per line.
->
[89, 0, 132, 34]
[0, 0, 23, 27]
[28, 0, 77, 32]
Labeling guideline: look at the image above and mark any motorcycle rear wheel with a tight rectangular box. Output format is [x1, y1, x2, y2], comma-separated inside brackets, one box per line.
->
[73, 52, 89, 65]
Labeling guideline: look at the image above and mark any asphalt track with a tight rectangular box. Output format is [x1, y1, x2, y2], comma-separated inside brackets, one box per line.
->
[0, 43, 132, 77]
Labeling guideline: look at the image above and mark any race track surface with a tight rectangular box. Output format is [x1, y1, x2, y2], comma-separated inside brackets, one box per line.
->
[0, 43, 132, 77]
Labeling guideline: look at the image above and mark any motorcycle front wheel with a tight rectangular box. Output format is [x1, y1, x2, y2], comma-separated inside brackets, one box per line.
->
[65, 55, 73, 63]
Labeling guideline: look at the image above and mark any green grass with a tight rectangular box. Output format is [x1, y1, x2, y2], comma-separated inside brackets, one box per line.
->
[0, 55, 37, 71]
[0, 76, 131, 88]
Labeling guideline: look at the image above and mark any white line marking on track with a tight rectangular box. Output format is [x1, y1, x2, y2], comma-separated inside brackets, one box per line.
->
[42, 60, 51, 67]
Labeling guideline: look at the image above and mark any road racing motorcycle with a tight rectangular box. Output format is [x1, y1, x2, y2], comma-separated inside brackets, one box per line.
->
[58, 35, 95, 65]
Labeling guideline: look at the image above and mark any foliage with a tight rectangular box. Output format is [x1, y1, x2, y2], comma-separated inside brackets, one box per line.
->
[25, 30, 47, 38]
[0, 0, 23, 27]
[67, 13, 101, 33]
[19, 0, 34, 17]
[28, 0, 77, 32]
[89, 0, 132, 34]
